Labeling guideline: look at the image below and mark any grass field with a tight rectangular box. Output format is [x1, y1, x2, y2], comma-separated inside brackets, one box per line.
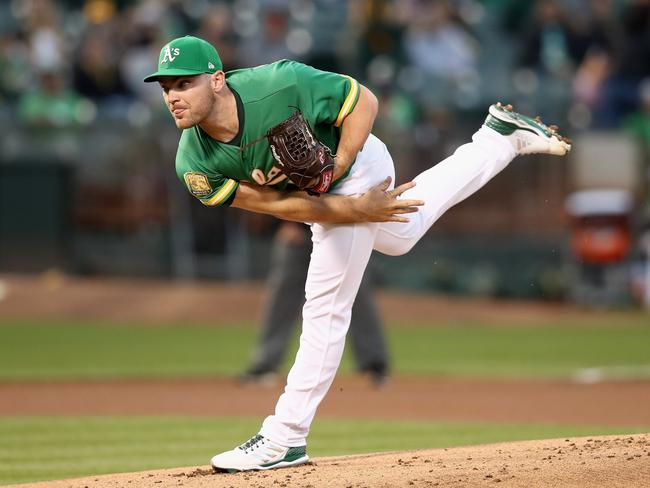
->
[1, 316, 649, 485]
[1, 416, 648, 485]
[1, 318, 650, 380]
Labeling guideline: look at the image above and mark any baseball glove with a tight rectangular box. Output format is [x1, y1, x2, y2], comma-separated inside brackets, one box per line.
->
[266, 111, 335, 194]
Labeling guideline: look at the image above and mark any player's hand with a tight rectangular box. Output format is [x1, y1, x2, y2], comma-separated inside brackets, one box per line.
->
[303, 155, 346, 190]
[356, 177, 424, 223]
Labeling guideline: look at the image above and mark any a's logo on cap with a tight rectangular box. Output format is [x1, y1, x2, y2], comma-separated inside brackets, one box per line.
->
[161, 46, 180, 64]
[208, 62, 215, 70]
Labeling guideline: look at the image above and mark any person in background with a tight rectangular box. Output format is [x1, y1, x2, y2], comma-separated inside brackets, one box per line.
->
[18, 69, 94, 127]
[240, 221, 389, 387]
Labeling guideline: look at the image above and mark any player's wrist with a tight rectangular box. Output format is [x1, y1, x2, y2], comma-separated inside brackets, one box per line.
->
[349, 193, 374, 222]
[332, 154, 352, 181]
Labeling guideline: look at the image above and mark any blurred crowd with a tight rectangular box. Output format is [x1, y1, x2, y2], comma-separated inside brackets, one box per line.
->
[1, 0, 649, 140]
[1, 0, 650, 301]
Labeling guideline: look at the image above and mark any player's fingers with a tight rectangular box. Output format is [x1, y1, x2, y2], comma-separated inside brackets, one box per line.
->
[375, 176, 392, 192]
[388, 216, 410, 223]
[396, 199, 424, 208]
[392, 181, 416, 196]
[392, 206, 420, 214]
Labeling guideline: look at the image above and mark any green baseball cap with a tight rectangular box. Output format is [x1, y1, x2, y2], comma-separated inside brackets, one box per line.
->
[143, 35, 222, 83]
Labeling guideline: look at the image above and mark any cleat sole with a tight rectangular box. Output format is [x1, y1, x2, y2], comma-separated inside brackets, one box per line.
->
[489, 103, 572, 154]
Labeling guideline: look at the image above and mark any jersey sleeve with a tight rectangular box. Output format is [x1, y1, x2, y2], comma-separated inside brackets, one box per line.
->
[176, 149, 239, 207]
[288, 61, 360, 127]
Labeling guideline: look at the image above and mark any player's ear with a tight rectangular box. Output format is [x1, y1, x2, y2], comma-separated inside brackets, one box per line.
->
[210, 71, 225, 93]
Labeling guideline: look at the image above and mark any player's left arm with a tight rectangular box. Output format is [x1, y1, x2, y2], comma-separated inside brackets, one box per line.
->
[332, 84, 378, 181]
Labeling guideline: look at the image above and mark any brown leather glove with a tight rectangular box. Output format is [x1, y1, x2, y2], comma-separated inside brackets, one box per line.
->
[266, 111, 335, 193]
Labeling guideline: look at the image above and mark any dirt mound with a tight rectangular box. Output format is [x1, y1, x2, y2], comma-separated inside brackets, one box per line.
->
[0, 273, 636, 325]
[8, 434, 649, 488]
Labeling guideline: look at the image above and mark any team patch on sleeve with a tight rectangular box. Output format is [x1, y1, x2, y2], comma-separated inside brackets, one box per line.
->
[334, 76, 360, 127]
[184, 172, 213, 197]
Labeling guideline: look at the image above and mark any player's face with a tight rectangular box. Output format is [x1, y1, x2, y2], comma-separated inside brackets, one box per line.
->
[159, 75, 215, 129]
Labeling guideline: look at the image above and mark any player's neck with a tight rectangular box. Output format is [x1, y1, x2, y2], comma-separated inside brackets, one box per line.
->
[199, 85, 238, 142]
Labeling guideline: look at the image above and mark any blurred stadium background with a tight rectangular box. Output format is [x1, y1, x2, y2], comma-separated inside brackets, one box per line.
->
[1, 0, 649, 306]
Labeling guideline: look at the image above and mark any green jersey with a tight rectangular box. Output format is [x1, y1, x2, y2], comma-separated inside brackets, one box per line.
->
[176, 60, 360, 206]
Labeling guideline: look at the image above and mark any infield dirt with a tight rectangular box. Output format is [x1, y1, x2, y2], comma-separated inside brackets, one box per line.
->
[2, 376, 650, 426]
[5, 434, 649, 488]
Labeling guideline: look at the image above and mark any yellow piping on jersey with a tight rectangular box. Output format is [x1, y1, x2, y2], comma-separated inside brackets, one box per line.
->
[202, 179, 237, 206]
[334, 76, 359, 127]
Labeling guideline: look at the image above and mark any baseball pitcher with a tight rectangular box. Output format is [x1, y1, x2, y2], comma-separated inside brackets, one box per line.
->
[144, 36, 571, 473]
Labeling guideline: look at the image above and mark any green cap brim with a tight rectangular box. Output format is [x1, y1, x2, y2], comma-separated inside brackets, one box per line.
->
[143, 68, 210, 83]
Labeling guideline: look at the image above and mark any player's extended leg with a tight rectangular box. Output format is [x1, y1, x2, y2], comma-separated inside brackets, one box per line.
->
[374, 103, 571, 256]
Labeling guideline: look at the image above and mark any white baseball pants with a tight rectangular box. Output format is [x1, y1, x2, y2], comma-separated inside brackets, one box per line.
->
[260, 127, 516, 446]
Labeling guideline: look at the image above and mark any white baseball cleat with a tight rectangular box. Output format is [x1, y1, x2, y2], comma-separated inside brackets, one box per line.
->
[210, 434, 309, 473]
[484, 102, 572, 156]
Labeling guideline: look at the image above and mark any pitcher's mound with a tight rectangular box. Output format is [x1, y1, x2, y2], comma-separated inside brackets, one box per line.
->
[8, 434, 649, 488]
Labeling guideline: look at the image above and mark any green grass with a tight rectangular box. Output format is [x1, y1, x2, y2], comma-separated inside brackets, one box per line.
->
[0, 319, 649, 380]
[0, 416, 647, 485]
[0, 321, 258, 380]
[389, 324, 650, 378]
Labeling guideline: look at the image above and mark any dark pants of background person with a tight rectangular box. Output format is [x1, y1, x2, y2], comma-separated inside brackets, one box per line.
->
[243, 223, 389, 384]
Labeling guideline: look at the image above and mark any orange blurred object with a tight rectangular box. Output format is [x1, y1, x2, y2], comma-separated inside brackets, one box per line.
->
[571, 217, 632, 264]
[83, 0, 116, 24]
